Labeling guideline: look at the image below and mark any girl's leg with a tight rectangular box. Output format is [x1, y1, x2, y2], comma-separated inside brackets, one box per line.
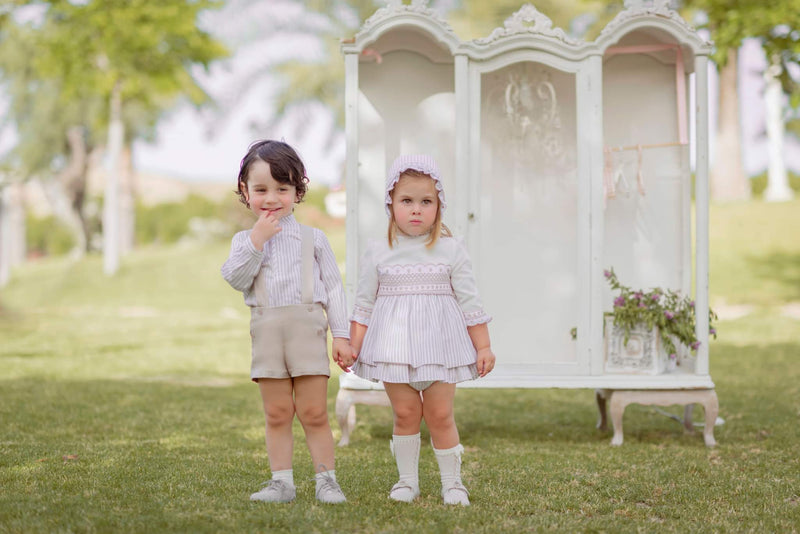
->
[383, 383, 425, 502]
[383, 382, 423, 436]
[422, 382, 469, 506]
[293, 375, 346, 503]
[252, 378, 297, 503]
[421, 382, 458, 449]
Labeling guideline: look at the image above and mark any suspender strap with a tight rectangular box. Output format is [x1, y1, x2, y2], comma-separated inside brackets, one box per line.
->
[253, 225, 315, 308]
[300, 225, 315, 305]
[253, 260, 269, 308]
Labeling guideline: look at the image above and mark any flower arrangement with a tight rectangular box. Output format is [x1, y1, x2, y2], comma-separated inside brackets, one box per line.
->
[600, 268, 717, 363]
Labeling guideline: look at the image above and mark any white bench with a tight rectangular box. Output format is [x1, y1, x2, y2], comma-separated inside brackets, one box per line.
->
[335, 374, 390, 446]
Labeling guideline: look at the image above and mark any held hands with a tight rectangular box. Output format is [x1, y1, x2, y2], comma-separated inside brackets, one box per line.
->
[332, 338, 357, 372]
[476, 347, 496, 377]
[249, 212, 282, 251]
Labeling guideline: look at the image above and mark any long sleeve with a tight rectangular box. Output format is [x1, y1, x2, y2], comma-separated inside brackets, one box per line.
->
[221, 230, 264, 292]
[350, 243, 378, 325]
[315, 229, 349, 338]
[450, 238, 492, 326]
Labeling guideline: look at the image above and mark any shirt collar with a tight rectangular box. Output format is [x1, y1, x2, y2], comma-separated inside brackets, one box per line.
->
[278, 213, 301, 236]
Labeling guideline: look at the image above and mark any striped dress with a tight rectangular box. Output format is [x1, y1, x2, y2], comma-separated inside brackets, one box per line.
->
[350, 234, 491, 384]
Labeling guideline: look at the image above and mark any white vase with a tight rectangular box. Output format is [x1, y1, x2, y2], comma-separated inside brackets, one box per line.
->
[603, 315, 668, 375]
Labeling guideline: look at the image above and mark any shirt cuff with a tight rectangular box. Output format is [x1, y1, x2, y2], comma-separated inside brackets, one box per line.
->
[463, 309, 492, 326]
[330, 329, 350, 339]
[350, 304, 373, 326]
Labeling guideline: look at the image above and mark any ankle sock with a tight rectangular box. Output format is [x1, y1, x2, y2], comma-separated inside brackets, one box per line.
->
[271, 469, 294, 487]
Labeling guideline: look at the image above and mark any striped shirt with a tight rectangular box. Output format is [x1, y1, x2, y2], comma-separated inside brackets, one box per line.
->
[221, 214, 349, 338]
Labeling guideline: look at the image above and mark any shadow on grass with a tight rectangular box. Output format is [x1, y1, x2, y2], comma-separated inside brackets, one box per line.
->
[746, 251, 800, 301]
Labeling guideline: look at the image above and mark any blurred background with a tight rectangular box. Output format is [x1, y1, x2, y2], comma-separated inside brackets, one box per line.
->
[0, 0, 798, 282]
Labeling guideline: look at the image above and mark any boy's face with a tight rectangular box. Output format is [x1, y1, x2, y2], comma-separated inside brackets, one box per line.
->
[242, 159, 297, 220]
[391, 173, 439, 237]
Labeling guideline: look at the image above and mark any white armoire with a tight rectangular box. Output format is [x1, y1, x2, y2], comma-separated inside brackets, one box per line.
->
[337, 1, 718, 446]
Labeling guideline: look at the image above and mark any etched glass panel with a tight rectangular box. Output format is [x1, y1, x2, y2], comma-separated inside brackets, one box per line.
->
[476, 61, 579, 366]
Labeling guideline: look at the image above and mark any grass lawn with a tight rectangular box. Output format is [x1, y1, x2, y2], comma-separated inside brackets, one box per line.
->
[1, 201, 799, 533]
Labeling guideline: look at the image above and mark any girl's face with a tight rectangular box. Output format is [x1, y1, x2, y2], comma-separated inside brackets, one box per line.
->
[391, 173, 439, 237]
[242, 159, 297, 220]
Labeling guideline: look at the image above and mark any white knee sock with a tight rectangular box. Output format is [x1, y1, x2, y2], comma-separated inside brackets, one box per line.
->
[389, 433, 420, 500]
[271, 469, 294, 487]
[433, 443, 469, 505]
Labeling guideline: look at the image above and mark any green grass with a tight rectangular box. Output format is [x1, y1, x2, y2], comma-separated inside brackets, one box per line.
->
[2, 201, 800, 532]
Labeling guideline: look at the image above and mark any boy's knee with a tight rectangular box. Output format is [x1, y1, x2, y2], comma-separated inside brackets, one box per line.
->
[297, 406, 329, 428]
[265, 403, 294, 427]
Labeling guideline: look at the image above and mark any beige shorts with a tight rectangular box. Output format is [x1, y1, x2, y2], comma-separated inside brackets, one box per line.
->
[250, 303, 330, 381]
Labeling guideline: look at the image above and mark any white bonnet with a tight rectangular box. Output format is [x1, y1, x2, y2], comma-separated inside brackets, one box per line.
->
[384, 154, 446, 216]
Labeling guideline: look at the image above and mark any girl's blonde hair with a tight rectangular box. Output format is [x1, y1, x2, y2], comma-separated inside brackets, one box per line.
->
[387, 169, 451, 249]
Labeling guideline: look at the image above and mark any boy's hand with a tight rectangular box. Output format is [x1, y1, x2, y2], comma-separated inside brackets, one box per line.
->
[249, 212, 281, 250]
[476, 347, 495, 377]
[332, 338, 354, 371]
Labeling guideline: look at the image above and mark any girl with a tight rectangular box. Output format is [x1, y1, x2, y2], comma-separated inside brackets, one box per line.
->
[350, 154, 496, 506]
[222, 140, 353, 504]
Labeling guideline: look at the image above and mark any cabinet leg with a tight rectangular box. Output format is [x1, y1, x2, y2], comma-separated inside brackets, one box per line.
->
[702, 391, 719, 447]
[596, 389, 609, 431]
[335, 389, 354, 447]
[609, 393, 626, 446]
[683, 404, 695, 434]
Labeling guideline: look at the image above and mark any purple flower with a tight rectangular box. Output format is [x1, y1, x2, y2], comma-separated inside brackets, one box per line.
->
[669, 353, 677, 360]
[665, 311, 674, 320]
[634, 291, 643, 299]
[689, 300, 695, 308]
[710, 328, 717, 335]
[638, 302, 646, 308]
[691, 341, 701, 350]
[614, 296, 626, 307]
[651, 294, 660, 301]
[604, 270, 611, 279]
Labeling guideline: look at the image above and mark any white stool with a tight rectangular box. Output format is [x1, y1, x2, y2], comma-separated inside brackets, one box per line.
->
[335, 374, 391, 446]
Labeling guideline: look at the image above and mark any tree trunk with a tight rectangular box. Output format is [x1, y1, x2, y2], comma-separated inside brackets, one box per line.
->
[53, 125, 89, 256]
[119, 144, 136, 256]
[103, 82, 124, 276]
[711, 48, 750, 202]
[0, 181, 26, 287]
[763, 56, 793, 202]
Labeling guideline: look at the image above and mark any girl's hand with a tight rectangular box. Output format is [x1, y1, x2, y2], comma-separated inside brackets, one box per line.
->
[332, 338, 354, 371]
[249, 212, 282, 250]
[476, 347, 495, 377]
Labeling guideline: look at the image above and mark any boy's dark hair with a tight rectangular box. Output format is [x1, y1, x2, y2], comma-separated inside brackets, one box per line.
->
[236, 140, 309, 207]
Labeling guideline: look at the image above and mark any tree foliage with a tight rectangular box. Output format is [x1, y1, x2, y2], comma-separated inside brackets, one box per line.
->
[682, 0, 800, 107]
[0, 0, 229, 179]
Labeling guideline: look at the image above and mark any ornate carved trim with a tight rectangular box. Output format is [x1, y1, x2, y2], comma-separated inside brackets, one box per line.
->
[355, 0, 457, 43]
[474, 4, 582, 46]
[599, 0, 701, 41]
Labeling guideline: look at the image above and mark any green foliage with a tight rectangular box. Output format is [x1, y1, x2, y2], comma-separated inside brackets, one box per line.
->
[25, 214, 76, 256]
[602, 268, 718, 358]
[135, 194, 230, 245]
[682, 0, 800, 105]
[750, 171, 800, 197]
[0, 1, 229, 179]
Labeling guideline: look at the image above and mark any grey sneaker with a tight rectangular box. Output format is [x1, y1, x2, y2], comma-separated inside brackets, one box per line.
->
[315, 471, 346, 504]
[250, 479, 296, 503]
